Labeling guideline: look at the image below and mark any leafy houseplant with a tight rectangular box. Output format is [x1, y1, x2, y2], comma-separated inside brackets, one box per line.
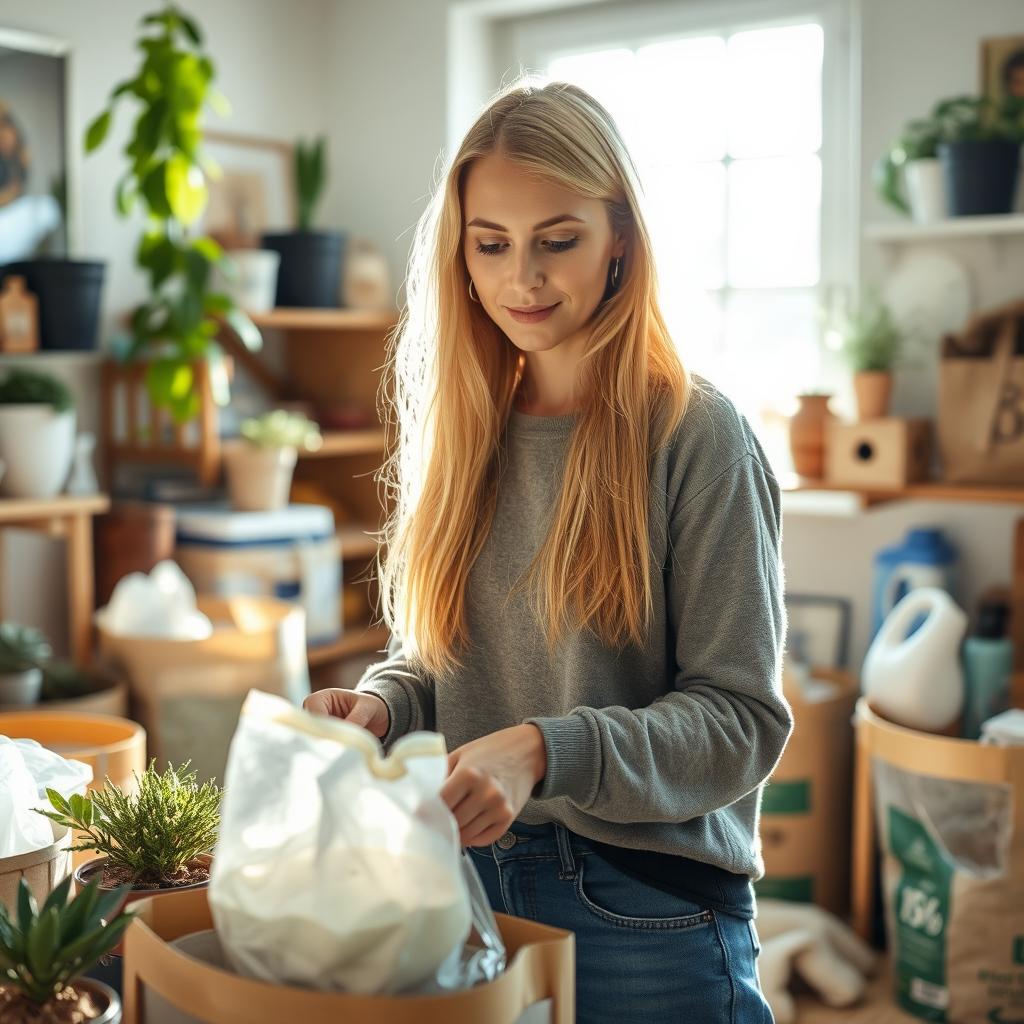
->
[83, 4, 261, 423]
[223, 410, 323, 512]
[261, 135, 346, 308]
[0, 876, 134, 1023]
[839, 289, 906, 421]
[0, 623, 51, 707]
[39, 761, 220, 891]
[0, 368, 77, 499]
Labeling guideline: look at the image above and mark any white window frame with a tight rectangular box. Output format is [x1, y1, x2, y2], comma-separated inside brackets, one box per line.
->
[490, 0, 863, 382]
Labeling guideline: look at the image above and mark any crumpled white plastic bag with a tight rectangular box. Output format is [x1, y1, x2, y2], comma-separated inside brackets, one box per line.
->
[94, 559, 212, 639]
[209, 689, 482, 995]
[0, 737, 92, 856]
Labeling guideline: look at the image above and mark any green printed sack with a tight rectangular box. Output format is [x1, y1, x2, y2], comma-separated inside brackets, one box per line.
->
[875, 760, 1024, 1023]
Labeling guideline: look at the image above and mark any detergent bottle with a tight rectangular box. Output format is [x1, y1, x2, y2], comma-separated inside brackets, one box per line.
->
[862, 586, 967, 733]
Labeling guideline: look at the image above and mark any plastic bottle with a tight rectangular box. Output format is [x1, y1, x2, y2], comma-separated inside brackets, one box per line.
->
[961, 597, 1013, 740]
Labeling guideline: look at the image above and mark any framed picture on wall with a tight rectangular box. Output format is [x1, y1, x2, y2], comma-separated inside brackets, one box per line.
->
[198, 130, 295, 249]
[980, 34, 1024, 105]
[784, 592, 852, 670]
[0, 26, 73, 263]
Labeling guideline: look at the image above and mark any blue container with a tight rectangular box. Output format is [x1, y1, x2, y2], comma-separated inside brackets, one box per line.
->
[871, 527, 959, 640]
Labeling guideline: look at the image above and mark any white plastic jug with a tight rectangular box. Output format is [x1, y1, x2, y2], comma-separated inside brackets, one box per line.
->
[862, 586, 967, 733]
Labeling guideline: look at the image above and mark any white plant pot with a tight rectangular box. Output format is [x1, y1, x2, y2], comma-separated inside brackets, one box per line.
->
[222, 441, 297, 512]
[213, 250, 281, 314]
[0, 666, 43, 706]
[905, 158, 948, 223]
[0, 405, 76, 498]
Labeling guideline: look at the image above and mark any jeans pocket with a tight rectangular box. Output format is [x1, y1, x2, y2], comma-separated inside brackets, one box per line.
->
[573, 854, 715, 931]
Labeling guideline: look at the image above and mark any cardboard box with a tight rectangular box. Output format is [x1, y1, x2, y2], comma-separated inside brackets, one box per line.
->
[825, 417, 932, 489]
[123, 886, 575, 1024]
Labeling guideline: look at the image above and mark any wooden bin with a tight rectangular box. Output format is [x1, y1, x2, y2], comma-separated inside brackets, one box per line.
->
[0, 822, 71, 913]
[756, 667, 858, 916]
[123, 886, 575, 1024]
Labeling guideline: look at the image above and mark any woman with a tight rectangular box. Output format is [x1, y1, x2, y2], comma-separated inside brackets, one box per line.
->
[305, 77, 791, 1023]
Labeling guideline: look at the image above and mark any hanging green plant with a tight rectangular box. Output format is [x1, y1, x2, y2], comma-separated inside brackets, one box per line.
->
[83, 3, 262, 422]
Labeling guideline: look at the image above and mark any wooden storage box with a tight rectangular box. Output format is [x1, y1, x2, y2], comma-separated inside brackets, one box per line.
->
[825, 417, 932, 489]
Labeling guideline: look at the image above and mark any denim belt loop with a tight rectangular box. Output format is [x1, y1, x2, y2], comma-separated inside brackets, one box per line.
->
[554, 823, 577, 881]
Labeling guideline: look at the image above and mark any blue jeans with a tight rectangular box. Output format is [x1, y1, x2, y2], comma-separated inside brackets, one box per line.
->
[468, 821, 773, 1024]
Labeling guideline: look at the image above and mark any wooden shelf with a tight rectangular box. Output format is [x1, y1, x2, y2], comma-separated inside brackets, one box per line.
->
[249, 308, 400, 332]
[779, 473, 1024, 507]
[0, 493, 111, 523]
[307, 623, 390, 667]
[300, 430, 387, 458]
[864, 212, 1024, 243]
[337, 523, 379, 561]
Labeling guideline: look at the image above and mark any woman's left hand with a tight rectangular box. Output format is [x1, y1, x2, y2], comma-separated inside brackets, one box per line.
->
[441, 725, 548, 848]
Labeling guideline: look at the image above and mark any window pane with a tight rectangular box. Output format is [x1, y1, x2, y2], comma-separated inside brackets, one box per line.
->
[727, 155, 820, 288]
[645, 161, 725, 291]
[663, 288, 724, 377]
[727, 24, 823, 158]
[634, 36, 728, 164]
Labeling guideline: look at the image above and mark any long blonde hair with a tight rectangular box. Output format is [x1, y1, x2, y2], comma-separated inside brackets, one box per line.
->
[373, 77, 698, 682]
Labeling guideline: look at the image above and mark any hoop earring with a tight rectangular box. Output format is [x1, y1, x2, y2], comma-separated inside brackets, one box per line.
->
[611, 257, 622, 288]
[468, 279, 480, 303]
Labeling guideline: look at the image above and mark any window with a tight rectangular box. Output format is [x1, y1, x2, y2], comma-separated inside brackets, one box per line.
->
[497, 0, 857, 474]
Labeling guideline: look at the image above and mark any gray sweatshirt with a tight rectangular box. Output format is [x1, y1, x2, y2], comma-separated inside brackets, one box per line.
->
[355, 379, 792, 881]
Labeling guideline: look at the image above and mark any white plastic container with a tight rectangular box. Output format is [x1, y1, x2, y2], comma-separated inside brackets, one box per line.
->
[175, 504, 341, 645]
[862, 586, 967, 733]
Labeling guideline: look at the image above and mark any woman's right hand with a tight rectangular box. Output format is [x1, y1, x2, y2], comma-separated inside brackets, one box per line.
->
[302, 689, 390, 738]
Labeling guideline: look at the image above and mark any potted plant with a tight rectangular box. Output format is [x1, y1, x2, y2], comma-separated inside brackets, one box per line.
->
[0, 876, 134, 1023]
[222, 409, 322, 512]
[873, 110, 946, 222]
[37, 661, 128, 717]
[0, 368, 76, 498]
[933, 94, 1024, 216]
[83, 3, 261, 423]
[0, 623, 51, 707]
[261, 136, 347, 308]
[839, 289, 906, 421]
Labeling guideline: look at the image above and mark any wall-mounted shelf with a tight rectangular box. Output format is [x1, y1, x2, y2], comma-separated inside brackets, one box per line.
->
[308, 623, 390, 668]
[300, 430, 388, 459]
[248, 308, 399, 332]
[864, 212, 1024, 243]
[779, 473, 1024, 508]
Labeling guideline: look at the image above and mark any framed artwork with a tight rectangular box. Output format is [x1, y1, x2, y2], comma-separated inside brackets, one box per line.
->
[784, 592, 852, 670]
[980, 35, 1024, 105]
[0, 26, 73, 263]
[199, 130, 295, 249]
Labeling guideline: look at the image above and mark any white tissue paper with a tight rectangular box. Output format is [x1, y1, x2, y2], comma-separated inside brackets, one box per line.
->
[209, 690, 478, 995]
[94, 559, 213, 639]
[0, 736, 92, 857]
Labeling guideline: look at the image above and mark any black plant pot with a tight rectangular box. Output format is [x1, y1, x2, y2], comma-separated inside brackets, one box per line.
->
[1, 257, 105, 350]
[938, 139, 1021, 216]
[259, 230, 345, 308]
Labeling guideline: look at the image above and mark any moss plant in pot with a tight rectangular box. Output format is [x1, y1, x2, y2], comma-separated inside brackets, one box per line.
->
[0, 623, 51, 707]
[839, 289, 906, 421]
[83, 3, 261, 423]
[261, 137, 347, 308]
[0, 369, 76, 498]
[0, 876, 135, 1024]
[223, 409, 323, 512]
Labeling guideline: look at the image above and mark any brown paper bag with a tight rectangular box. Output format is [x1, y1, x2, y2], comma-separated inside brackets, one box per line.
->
[938, 299, 1024, 485]
[122, 886, 575, 1024]
[97, 596, 309, 784]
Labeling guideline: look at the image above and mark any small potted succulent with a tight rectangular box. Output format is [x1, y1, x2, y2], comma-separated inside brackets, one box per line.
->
[839, 288, 906, 421]
[0, 875, 134, 1023]
[37, 760, 221, 957]
[222, 409, 322, 512]
[0, 623, 52, 707]
[0, 369, 76, 499]
[261, 136, 346, 308]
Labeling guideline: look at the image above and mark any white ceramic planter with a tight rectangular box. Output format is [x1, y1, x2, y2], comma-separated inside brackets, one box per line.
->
[905, 158, 947, 223]
[0, 405, 76, 498]
[0, 666, 42, 706]
[213, 250, 281, 314]
[222, 441, 297, 512]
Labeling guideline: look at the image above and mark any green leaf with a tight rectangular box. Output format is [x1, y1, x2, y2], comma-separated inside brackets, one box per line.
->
[179, 11, 203, 45]
[69, 793, 92, 825]
[225, 307, 262, 353]
[40, 876, 73, 917]
[46, 788, 72, 817]
[116, 174, 137, 217]
[140, 162, 173, 219]
[84, 110, 112, 153]
[165, 153, 207, 225]
[26, 907, 59, 978]
[191, 237, 222, 264]
[16, 880, 38, 935]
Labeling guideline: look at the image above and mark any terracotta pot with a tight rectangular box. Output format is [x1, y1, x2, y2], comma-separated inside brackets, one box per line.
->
[853, 370, 893, 421]
[94, 501, 176, 608]
[222, 441, 297, 512]
[788, 394, 837, 478]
